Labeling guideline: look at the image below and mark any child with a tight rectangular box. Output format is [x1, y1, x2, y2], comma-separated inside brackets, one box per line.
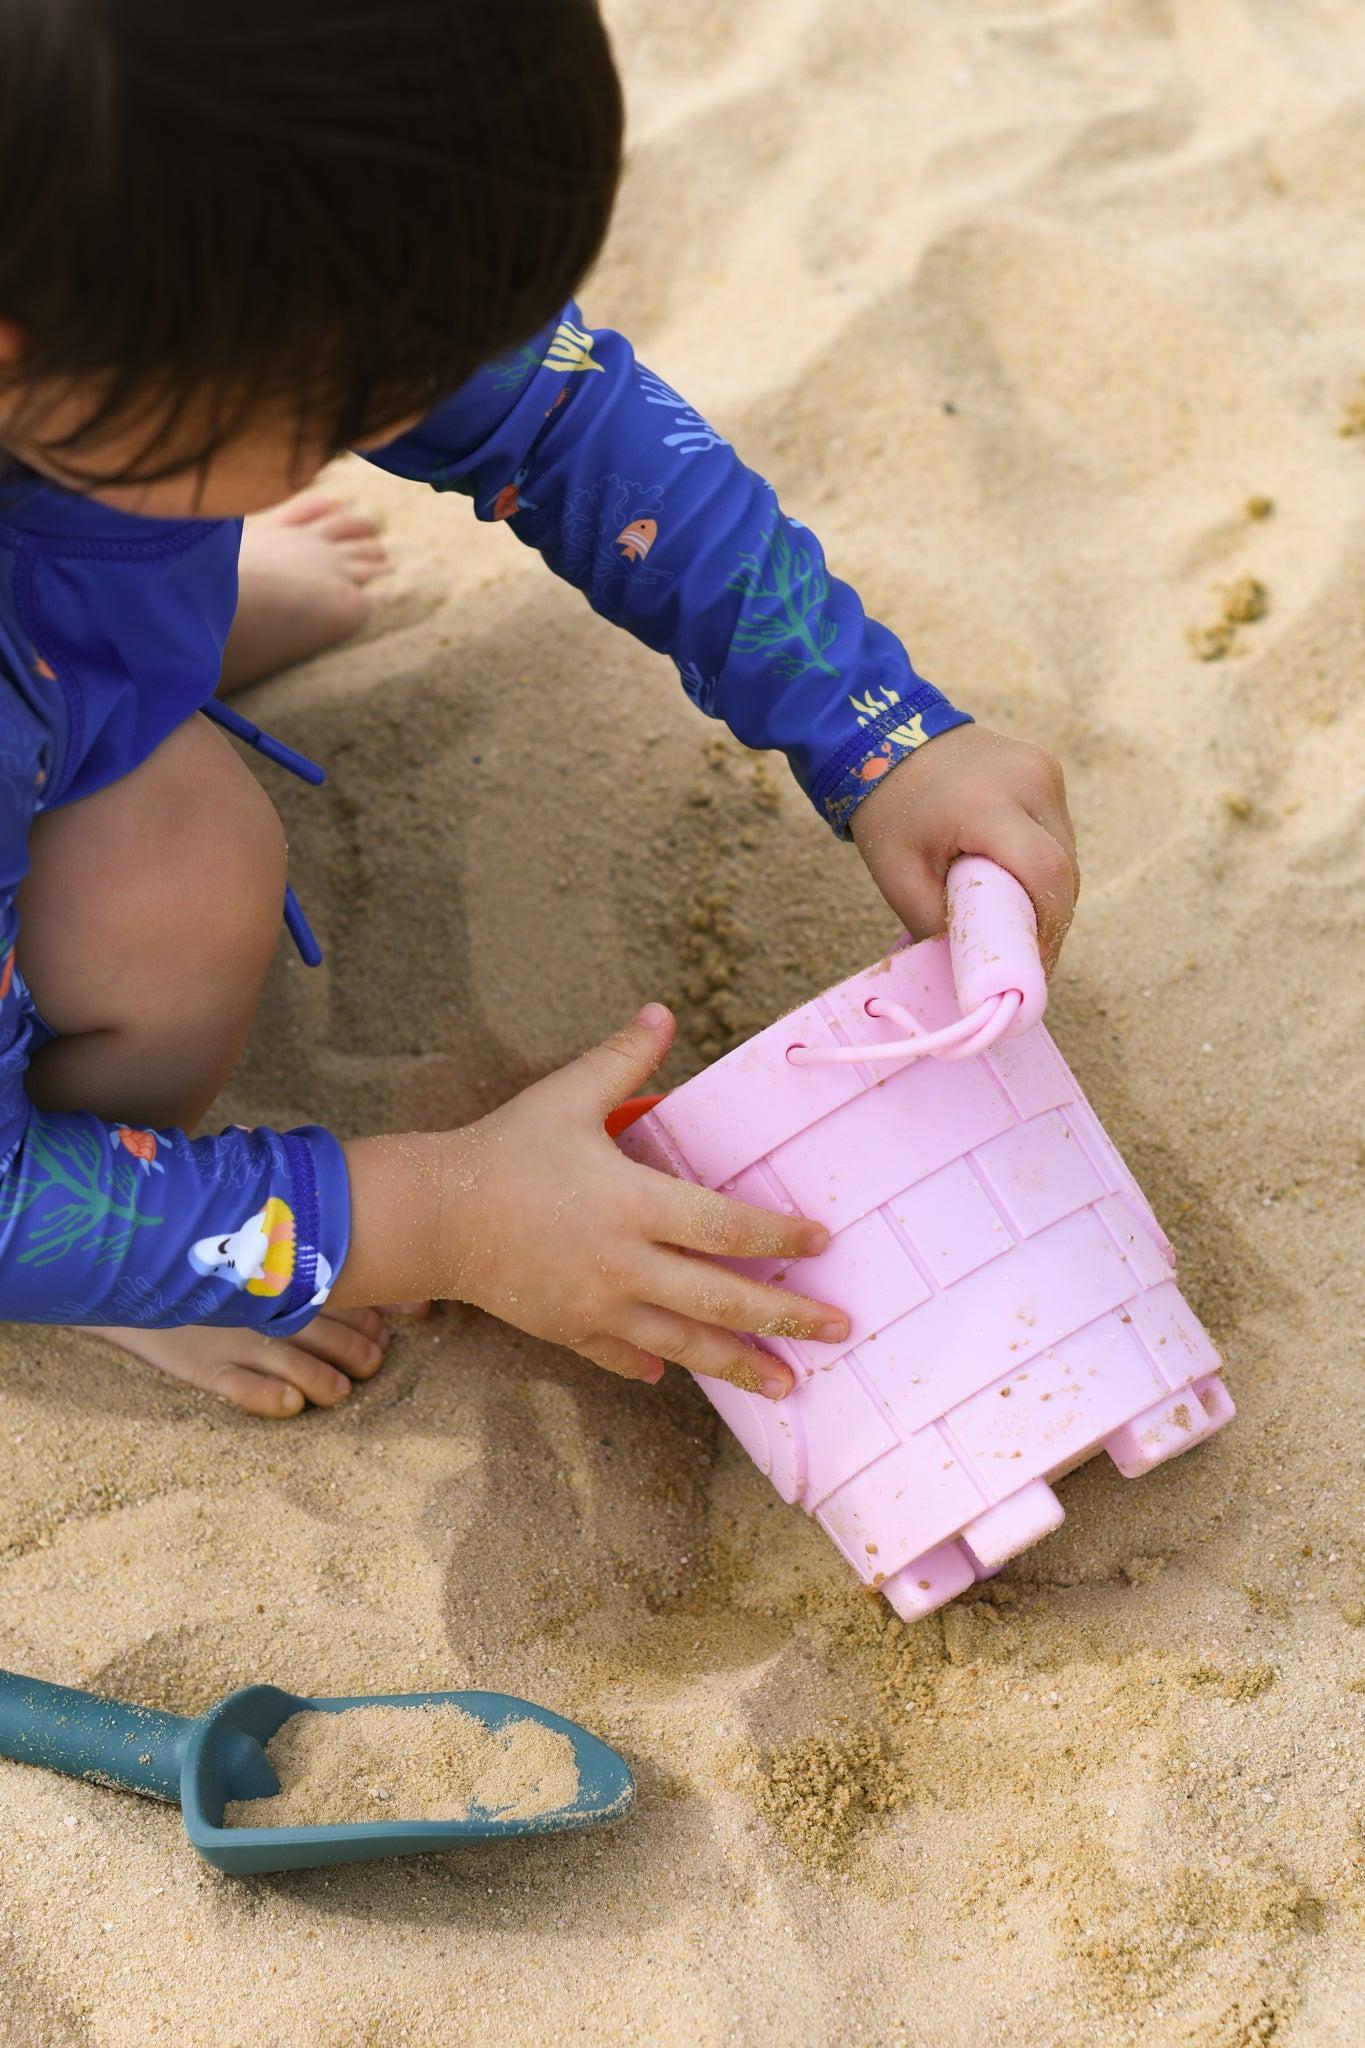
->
[0, 0, 1077, 1418]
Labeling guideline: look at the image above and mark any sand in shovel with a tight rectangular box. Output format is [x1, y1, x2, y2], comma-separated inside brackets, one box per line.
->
[225, 1703, 579, 1828]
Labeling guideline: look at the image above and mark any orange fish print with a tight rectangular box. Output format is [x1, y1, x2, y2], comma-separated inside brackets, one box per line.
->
[0, 949, 13, 1003]
[616, 518, 657, 563]
[31, 651, 56, 682]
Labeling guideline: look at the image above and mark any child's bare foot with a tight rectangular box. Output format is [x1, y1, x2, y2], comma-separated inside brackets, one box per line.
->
[91, 1303, 406, 1419]
[219, 489, 392, 693]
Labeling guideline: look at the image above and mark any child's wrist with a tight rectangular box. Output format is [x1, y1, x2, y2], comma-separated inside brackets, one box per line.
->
[334, 1127, 465, 1308]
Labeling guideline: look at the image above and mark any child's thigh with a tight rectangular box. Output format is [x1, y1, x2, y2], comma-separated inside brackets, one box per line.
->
[15, 711, 286, 1039]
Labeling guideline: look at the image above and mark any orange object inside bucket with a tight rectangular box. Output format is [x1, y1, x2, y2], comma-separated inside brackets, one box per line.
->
[604, 1095, 665, 1140]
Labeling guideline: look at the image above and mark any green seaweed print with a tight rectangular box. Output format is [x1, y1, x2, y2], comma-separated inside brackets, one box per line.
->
[0, 1119, 164, 1269]
[484, 341, 542, 393]
[726, 517, 839, 684]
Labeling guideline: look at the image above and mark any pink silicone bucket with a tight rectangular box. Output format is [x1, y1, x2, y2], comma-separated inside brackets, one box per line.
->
[617, 858, 1233, 1622]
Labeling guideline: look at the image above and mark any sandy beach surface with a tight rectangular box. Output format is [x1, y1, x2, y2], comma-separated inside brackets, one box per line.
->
[6, 2, 1365, 2041]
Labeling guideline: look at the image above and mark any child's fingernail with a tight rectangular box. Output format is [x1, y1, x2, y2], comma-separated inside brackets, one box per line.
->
[760, 1368, 792, 1399]
[331, 1373, 351, 1398]
[393, 1302, 425, 1315]
[282, 1387, 304, 1414]
[817, 1319, 849, 1343]
[366, 1343, 384, 1368]
[803, 1227, 830, 1256]
[634, 1003, 669, 1029]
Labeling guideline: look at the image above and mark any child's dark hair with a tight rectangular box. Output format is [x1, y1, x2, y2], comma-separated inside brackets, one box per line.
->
[0, 0, 623, 480]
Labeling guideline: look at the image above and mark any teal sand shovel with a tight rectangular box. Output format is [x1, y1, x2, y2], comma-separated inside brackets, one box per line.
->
[0, 1667, 633, 1874]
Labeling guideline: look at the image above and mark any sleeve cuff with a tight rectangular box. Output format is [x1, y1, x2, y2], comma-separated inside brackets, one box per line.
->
[262, 1125, 352, 1337]
[808, 689, 973, 837]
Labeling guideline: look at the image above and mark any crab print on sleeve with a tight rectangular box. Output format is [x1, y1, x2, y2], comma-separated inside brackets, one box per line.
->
[365, 303, 971, 836]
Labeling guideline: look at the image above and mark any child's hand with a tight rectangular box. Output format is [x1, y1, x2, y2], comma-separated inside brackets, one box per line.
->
[339, 1007, 847, 1399]
[849, 723, 1079, 974]
[442, 1005, 845, 1397]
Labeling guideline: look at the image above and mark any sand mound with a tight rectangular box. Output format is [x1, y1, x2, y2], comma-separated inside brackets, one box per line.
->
[6, 2, 1365, 2041]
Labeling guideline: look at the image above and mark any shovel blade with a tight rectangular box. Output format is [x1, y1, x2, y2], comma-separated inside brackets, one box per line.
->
[182, 1686, 634, 1875]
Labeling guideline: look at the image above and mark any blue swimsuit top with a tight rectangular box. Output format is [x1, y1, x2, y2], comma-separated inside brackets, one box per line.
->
[0, 306, 968, 1333]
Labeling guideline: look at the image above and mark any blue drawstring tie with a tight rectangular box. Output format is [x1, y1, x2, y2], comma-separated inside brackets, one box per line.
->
[202, 699, 325, 966]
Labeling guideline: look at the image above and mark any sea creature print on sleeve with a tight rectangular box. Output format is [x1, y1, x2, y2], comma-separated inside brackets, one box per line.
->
[189, 1194, 333, 1308]
[0, 1117, 166, 1272]
[492, 465, 539, 523]
[846, 693, 931, 789]
[542, 317, 606, 379]
[726, 510, 840, 687]
[483, 339, 544, 395]
[634, 368, 731, 458]
[557, 475, 673, 620]
[110, 1125, 167, 1174]
[615, 518, 657, 562]
[364, 301, 973, 836]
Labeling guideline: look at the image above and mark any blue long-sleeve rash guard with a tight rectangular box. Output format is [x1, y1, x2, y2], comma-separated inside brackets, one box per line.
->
[0, 305, 968, 1333]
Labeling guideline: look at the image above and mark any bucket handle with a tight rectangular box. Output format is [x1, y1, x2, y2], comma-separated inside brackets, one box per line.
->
[788, 856, 1047, 1070]
[788, 987, 1022, 1067]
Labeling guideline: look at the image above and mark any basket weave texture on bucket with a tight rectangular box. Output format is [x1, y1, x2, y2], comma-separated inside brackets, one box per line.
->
[618, 931, 1231, 1621]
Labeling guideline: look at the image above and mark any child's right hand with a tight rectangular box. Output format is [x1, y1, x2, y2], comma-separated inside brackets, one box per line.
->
[338, 1006, 847, 1399]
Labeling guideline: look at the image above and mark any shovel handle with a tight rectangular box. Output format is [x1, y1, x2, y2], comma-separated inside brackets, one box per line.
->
[0, 1667, 194, 1803]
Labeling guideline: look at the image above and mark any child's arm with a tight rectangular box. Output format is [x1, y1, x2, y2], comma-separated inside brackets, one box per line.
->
[365, 307, 1077, 955]
[0, 647, 351, 1336]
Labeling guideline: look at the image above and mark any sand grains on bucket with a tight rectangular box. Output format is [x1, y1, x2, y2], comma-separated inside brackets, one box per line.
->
[225, 1702, 579, 1829]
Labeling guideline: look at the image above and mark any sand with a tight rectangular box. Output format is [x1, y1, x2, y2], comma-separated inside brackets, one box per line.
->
[4, 0, 1365, 2041]
[224, 1705, 580, 1829]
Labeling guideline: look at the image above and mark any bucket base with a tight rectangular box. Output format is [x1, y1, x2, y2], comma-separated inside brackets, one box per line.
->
[959, 1478, 1066, 1570]
[880, 1543, 978, 1621]
[878, 1376, 1234, 1625]
[1104, 1373, 1233, 1478]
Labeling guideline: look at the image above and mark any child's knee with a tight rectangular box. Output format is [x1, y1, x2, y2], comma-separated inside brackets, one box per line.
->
[19, 713, 289, 1037]
[136, 726, 289, 1041]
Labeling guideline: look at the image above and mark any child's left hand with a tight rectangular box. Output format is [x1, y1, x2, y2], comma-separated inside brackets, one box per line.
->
[848, 722, 1079, 974]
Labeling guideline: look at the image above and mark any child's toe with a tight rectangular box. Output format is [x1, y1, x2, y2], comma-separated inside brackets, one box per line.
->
[291, 1314, 385, 1381]
[203, 1362, 307, 1419]
[339, 540, 391, 585]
